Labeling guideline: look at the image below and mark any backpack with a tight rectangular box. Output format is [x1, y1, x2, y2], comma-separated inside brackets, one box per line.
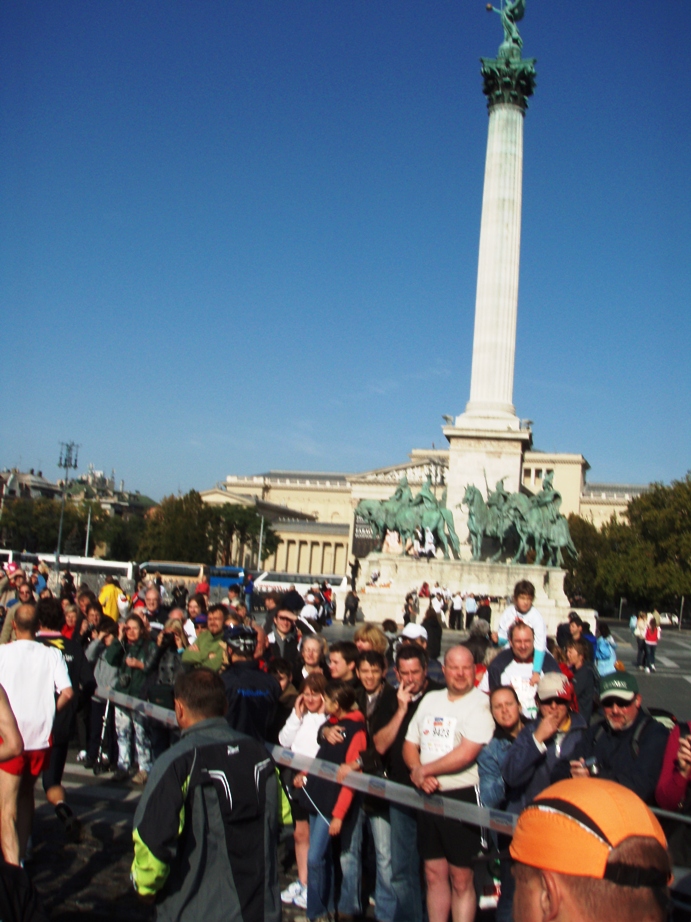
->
[592, 711, 653, 758]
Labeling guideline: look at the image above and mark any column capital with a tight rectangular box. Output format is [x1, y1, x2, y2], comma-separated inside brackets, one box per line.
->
[481, 47, 536, 113]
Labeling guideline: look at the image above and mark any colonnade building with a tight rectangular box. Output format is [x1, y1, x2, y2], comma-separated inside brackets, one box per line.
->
[200, 449, 648, 577]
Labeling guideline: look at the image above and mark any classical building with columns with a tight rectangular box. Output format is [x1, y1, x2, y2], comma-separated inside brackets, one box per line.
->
[200, 453, 648, 576]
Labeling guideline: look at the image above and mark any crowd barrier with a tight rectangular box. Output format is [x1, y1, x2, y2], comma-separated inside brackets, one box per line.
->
[95, 686, 517, 835]
[94, 684, 691, 910]
[94, 686, 691, 839]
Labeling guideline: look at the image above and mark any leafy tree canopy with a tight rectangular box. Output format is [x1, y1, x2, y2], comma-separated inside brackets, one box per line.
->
[564, 473, 691, 611]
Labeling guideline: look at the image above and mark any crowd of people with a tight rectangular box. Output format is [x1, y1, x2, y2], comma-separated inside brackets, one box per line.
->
[0, 562, 686, 922]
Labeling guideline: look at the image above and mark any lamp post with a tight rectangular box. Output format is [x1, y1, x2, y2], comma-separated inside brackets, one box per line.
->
[56, 441, 79, 579]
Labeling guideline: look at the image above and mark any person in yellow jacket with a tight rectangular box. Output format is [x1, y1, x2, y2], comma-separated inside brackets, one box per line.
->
[98, 576, 124, 621]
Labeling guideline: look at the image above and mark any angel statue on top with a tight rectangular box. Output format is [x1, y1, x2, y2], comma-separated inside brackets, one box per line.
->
[486, 0, 526, 49]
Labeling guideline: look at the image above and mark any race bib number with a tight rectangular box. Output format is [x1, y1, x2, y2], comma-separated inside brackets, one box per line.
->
[420, 715, 457, 758]
[510, 676, 538, 720]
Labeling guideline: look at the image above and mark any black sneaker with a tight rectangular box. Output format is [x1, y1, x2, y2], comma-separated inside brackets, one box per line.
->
[56, 804, 82, 843]
[63, 814, 82, 843]
[111, 768, 130, 783]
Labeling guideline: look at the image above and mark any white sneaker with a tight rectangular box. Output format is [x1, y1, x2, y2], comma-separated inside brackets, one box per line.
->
[76, 750, 88, 763]
[645, 667, 651, 673]
[292, 883, 307, 910]
[281, 880, 302, 905]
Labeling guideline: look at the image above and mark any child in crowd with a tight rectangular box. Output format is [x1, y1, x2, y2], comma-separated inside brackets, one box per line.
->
[496, 580, 547, 685]
[299, 681, 367, 922]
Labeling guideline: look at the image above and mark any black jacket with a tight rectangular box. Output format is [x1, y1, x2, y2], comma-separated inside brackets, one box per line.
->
[422, 615, 442, 661]
[38, 631, 94, 745]
[266, 629, 301, 675]
[570, 709, 669, 803]
[370, 679, 443, 785]
[222, 660, 281, 741]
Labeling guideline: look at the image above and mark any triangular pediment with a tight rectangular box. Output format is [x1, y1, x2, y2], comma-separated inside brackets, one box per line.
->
[349, 457, 448, 486]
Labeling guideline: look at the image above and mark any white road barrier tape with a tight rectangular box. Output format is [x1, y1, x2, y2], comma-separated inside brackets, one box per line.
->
[95, 686, 691, 837]
[95, 686, 516, 834]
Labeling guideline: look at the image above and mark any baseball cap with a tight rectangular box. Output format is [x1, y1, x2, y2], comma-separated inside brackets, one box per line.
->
[4, 562, 23, 579]
[401, 623, 428, 642]
[600, 672, 638, 704]
[224, 625, 257, 656]
[510, 778, 668, 886]
[536, 672, 573, 703]
[193, 614, 208, 625]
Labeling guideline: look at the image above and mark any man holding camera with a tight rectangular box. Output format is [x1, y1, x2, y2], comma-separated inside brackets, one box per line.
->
[569, 672, 668, 803]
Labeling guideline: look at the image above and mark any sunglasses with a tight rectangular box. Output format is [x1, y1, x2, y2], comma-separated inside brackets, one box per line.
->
[602, 697, 635, 709]
[539, 697, 568, 707]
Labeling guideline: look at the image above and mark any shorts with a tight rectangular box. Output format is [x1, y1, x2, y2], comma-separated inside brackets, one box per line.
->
[417, 786, 482, 868]
[290, 797, 310, 823]
[280, 767, 310, 822]
[0, 748, 51, 777]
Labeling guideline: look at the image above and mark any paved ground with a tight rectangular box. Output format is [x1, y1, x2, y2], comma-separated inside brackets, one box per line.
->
[26, 619, 691, 918]
[603, 620, 691, 722]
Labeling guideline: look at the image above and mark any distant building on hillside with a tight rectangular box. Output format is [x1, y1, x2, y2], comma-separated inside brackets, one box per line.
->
[0, 468, 62, 504]
[0, 465, 155, 521]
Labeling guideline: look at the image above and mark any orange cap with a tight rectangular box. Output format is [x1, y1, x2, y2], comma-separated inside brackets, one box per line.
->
[510, 778, 667, 880]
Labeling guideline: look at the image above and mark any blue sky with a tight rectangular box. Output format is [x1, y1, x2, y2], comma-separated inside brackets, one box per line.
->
[2, 1, 689, 501]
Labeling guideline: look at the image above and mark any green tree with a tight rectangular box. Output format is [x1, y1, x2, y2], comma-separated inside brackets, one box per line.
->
[138, 491, 212, 563]
[596, 474, 691, 609]
[565, 474, 691, 611]
[138, 494, 279, 567]
[95, 513, 145, 561]
[0, 497, 87, 553]
[563, 514, 607, 609]
[207, 504, 280, 567]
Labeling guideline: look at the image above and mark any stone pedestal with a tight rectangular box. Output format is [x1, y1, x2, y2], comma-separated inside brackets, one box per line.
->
[443, 424, 531, 553]
[335, 553, 576, 638]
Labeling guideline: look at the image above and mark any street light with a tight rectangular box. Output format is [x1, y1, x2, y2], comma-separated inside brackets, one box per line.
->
[56, 442, 80, 576]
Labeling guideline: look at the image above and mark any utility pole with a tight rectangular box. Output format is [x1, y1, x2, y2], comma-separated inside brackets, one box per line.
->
[84, 504, 92, 557]
[256, 515, 265, 571]
[56, 442, 79, 577]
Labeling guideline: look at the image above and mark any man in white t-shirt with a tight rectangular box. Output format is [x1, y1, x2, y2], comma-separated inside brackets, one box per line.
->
[403, 645, 494, 922]
[0, 604, 73, 865]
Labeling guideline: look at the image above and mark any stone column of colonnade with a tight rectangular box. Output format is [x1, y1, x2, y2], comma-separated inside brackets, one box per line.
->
[464, 101, 525, 423]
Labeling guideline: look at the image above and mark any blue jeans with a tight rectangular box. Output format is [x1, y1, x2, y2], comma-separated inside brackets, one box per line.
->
[646, 644, 657, 668]
[368, 811, 396, 922]
[307, 806, 364, 921]
[114, 705, 152, 773]
[389, 804, 424, 922]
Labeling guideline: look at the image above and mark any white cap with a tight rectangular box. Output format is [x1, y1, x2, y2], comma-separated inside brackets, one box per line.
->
[401, 623, 428, 642]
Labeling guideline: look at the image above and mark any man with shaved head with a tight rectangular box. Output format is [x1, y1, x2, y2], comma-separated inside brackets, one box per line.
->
[403, 645, 495, 922]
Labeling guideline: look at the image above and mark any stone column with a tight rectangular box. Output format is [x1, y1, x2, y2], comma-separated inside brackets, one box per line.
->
[444, 45, 537, 550]
[458, 44, 536, 430]
[464, 101, 524, 423]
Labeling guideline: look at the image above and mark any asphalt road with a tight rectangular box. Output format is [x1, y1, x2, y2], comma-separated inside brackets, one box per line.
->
[27, 618, 691, 918]
[602, 620, 691, 723]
